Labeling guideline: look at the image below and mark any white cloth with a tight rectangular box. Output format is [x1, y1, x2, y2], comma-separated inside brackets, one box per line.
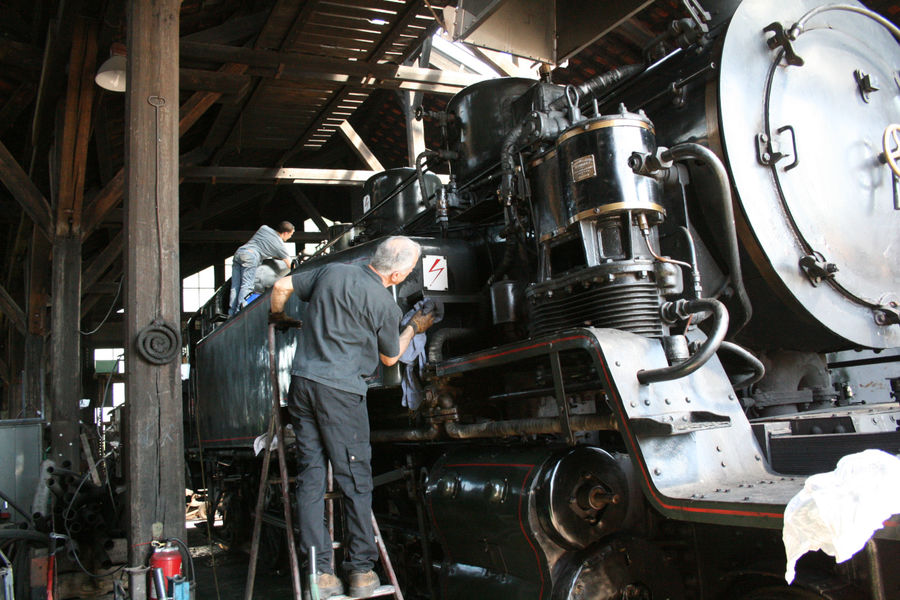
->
[782, 449, 900, 583]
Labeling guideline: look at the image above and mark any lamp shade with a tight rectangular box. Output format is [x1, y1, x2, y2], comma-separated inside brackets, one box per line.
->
[95, 54, 127, 92]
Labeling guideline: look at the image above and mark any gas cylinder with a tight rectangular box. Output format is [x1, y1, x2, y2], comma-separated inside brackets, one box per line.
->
[148, 542, 182, 599]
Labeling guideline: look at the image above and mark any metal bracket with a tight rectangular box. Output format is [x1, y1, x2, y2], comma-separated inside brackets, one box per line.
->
[682, 0, 711, 34]
[874, 294, 900, 326]
[756, 132, 784, 166]
[629, 411, 731, 436]
[756, 126, 799, 170]
[550, 351, 575, 446]
[854, 69, 879, 103]
[763, 22, 805, 67]
[799, 253, 838, 287]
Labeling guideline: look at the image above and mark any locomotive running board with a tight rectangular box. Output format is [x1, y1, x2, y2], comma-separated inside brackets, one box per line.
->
[434, 327, 801, 529]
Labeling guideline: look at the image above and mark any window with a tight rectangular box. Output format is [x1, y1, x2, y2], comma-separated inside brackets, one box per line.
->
[183, 266, 216, 313]
[94, 348, 125, 421]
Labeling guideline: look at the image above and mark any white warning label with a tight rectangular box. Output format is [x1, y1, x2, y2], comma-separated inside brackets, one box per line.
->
[423, 255, 448, 291]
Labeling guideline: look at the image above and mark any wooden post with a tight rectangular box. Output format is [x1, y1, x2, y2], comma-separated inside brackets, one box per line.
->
[124, 1, 183, 594]
[49, 235, 81, 466]
[49, 15, 96, 469]
[26, 228, 50, 420]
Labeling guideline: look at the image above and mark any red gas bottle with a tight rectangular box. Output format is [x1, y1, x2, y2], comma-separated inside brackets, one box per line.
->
[148, 541, 182, 599]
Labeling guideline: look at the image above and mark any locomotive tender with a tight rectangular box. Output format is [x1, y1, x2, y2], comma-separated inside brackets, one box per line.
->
[186, 0, 900, 598]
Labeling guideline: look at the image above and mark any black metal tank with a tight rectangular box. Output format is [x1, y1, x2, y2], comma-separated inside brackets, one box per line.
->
[527, 147, 568, 245]
[555, 106, 664, 226]
[446, 77, 536, 185]
[355, 168, 442, 237]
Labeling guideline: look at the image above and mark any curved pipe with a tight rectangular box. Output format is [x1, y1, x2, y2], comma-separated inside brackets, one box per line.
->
[426, 327, 480, 363]
[548, 64, 643, 111]
[717, 341, 766, 389]
[371, 414, 617, 443]
[500, 121, 528, 196]
[661, 143, 752, 335]
[415, 149, 440, 206]
[637, 298, 729, 384]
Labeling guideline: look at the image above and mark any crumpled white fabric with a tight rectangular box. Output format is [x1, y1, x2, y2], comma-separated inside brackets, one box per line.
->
[252, 424, 295, 456]
[783, 449, 900, 583]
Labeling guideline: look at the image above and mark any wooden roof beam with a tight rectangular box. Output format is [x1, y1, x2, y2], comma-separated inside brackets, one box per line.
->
[80, 76, 241, 241]
[0, 140, 52, 239]
[180, 230, 327, 243]
[182, 166, 450, 186]
[82, 232, 122, 294]
[56, 16, 98, 237]
[338, 120, 384, 171]
[181, 166, 379, 185]
[180, 43, 489, 91]
[0, 282, 27, 336]
[289, 187, 329, 233]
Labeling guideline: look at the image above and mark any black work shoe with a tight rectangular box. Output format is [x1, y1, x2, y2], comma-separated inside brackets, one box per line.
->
[303, 571, 344, 600]
[348, 570, 379, 598]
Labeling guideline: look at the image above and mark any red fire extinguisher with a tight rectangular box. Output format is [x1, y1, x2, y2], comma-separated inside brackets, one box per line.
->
[149, 541, 183, 599]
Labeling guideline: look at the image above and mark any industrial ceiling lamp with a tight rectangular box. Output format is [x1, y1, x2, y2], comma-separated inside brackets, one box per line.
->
[95, 43, 127, 92]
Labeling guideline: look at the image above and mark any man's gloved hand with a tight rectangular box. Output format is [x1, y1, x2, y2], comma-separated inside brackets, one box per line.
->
[408, 309, 435, 334]
[269, 311, 303, 330]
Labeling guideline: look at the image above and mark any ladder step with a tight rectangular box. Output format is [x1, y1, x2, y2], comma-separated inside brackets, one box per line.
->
[328, 585, 396, 599]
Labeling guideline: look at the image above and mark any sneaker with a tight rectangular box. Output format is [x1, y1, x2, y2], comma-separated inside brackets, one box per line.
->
[303, 572, 344, 600]
[347, 570, 379, 598]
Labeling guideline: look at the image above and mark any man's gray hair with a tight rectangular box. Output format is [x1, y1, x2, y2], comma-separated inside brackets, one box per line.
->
[370, 236, 421, 275]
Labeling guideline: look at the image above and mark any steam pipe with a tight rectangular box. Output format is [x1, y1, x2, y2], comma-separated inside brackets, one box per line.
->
[371, 414, 617, 443]
[717, 341, 766, 389]
[500, 121, 528, 199]
[444, 414, 616, 438]
[660, 143, 752, 335]
[426, 327, 479, 363]
[371, 425, 440, 443]
[549, 64, 643, 111]
[637, 298, 728, 384]
[415, 149, 440, 206]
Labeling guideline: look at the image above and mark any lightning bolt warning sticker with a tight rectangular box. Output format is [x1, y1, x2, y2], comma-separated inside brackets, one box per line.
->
[423, 255, 448, 291]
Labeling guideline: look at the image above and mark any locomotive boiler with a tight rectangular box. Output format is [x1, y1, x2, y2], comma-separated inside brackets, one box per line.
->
[185, 1, 900, 598]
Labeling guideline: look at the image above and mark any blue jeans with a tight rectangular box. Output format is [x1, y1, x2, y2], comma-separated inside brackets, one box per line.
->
[228, 248, 260, 315]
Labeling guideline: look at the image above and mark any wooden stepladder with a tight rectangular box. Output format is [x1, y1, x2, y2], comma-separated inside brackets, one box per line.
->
[244, 324, 304, 600]
[243, 323, 403, 600]
[314, 463, 403, 600]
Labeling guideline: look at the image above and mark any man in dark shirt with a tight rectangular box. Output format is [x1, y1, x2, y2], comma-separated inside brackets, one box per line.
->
[229, 221, 295, 315]
[269, 236, 434, 599]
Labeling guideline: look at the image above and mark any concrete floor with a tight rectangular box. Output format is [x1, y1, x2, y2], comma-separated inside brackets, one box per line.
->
[188, 524, 294, 600]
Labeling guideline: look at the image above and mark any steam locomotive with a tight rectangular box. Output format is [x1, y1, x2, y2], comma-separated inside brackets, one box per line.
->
[185, 0, 900, 597]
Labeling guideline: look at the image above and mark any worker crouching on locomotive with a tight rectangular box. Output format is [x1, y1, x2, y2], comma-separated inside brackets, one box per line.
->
[269, 236, 435, 599]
